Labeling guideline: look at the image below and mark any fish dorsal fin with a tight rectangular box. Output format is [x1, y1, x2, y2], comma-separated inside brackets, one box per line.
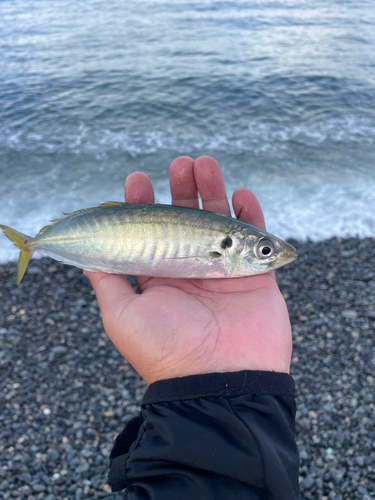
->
[36, 202, 131, 237]
[36, 224, 54, 236]
[62, 207, 96, 217]
[99, 201, 131, 208]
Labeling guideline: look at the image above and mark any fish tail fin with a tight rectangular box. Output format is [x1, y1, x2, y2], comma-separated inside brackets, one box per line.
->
[0, 225, 35, 284]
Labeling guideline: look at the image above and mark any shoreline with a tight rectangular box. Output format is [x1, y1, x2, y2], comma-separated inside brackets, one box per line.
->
[1, 236, 375, 499]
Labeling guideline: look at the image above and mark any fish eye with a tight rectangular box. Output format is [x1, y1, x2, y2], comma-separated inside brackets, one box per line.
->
[257, 240, 275, 259]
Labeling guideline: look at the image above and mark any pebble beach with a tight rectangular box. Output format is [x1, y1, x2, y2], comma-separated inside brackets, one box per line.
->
[1, 236, 374, 500]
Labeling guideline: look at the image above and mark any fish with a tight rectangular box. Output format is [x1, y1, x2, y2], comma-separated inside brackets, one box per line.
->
[0, 202, 297, 284]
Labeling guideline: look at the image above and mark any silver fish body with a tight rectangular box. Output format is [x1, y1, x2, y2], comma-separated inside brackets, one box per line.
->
[1, 203, 297, 282]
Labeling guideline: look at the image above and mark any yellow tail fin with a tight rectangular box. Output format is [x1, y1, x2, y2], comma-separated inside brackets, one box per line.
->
[0, 225, 34, 284]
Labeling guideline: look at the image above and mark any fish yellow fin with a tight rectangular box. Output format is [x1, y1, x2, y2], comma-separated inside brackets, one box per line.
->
[36, 224, 53, 236]
[17, 250, 33, 285]
[100, 201, 131, 208]
[0, 225, 35, 284]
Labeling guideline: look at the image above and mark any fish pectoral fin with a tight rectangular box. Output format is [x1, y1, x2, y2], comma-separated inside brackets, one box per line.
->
[209, 251, 222, 258]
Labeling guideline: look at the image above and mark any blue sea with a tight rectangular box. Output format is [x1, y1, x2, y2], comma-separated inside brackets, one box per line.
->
[1, 0, 375, 262]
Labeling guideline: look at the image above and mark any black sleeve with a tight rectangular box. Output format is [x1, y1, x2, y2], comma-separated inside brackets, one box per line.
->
[108, 370, 300, 500]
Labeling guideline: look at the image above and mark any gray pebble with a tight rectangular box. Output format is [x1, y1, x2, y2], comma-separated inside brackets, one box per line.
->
[51, 346, 68, 354]
[32, 484, 46, 493]
[341, 310, 358, 319]
[302, 474, 315, 490]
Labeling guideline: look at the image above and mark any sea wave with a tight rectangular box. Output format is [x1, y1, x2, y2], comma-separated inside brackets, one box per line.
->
[1, 113, 374, 158]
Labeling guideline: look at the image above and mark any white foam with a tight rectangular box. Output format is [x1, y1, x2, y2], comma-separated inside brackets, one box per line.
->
[1, 114, 375, 157]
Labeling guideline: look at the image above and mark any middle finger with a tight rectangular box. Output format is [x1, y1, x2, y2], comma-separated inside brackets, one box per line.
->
[193, 156, 231, 216]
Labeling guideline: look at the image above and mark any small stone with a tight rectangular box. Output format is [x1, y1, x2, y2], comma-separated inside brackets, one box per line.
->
[297, 418, 311, 431]
[350, 397, 357, 407]
[20, 485, 32, 495]
[299, 315, 308, 322]
[366, 375, 374, 384]
[75, 298, 87, 307]
[361, 272, 374, 281]
[341, 310, 357, 319]
[76, 462, 89, 473]
[330, 467, 345, 484]
[27, 266, 43, 275]
[47, 265, 58, 273]
[302, 474, 315, 489]
[351, 331, 359, 338]
[47, 451, 60, 463]
[325, 448, 334, 456]
[103, 411, 116, 418]
[102, 484, 111, 492]
[45, 317, 55, 325]
[364, 309, 375, 319]
[67, 268, 77, 279]
[356, 456, 365, 467]
[42, 407, 51, 416]
[326, 270, 335, 279]
[358, 486, 368, 495]
[341, 249, 356, 257]
[32, 484, 46, 492]
[51, 346, 68, 354]
[308, 410, 318, 419]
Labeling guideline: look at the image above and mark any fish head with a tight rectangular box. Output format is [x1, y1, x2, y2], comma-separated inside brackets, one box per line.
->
[222, 225, 297, 276]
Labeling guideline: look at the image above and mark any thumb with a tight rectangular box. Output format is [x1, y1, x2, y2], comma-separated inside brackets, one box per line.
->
[84, 271, 136, 329]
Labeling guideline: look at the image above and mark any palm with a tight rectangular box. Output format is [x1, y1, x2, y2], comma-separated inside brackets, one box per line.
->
[93, 273, 291, 384]
[86, 157, 293, 384]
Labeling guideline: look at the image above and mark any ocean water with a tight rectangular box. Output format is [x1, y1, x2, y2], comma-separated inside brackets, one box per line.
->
[1, 0, 375, 262]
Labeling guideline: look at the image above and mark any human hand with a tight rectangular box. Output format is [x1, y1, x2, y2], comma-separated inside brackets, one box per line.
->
[85, 156, 292, 385]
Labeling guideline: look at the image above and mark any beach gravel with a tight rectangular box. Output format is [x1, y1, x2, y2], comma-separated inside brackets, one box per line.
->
[0, 236, 374, 499]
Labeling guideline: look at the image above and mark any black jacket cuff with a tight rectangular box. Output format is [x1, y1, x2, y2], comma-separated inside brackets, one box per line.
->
[109, 370, 299, 500]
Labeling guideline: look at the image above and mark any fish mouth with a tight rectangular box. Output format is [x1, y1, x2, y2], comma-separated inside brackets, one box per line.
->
[283, 242, 298, 264]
